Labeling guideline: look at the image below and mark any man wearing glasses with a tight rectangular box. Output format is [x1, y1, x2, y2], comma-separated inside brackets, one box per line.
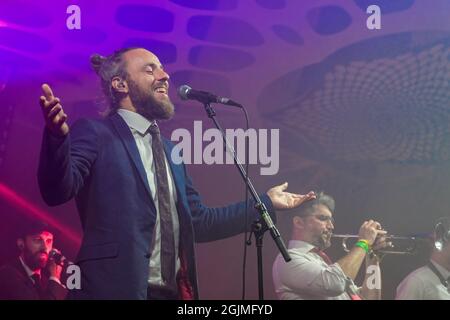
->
[272, 192, 388, 300]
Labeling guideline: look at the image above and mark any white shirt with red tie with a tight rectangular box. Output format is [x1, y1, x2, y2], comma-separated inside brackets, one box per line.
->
[272, 240, 359, 300]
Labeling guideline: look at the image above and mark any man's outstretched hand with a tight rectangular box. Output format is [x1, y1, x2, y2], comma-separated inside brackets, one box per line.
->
[267, 182, 316, 210]
[39, 83, 69, 137]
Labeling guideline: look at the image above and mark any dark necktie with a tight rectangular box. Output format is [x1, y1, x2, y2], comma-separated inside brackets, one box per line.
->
[31, 273, 43, 295]
[148, 122, 176, 288]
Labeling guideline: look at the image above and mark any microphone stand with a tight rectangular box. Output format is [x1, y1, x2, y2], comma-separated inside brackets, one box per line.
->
[201, 102, 291, 300]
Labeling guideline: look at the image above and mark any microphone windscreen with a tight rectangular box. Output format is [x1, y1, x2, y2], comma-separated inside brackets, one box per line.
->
[177, 85, 191, 100]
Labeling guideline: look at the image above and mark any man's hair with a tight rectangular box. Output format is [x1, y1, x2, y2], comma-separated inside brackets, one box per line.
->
[287, 191, 335, 220]
[90, 47, 139, 115]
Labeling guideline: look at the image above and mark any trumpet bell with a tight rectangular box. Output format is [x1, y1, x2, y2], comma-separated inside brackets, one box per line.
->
[434, 218, 450, 252]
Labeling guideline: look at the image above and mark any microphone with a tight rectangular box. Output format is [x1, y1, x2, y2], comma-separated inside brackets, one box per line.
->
[177, 85, 242, 108]
[49, 249, 72, 267]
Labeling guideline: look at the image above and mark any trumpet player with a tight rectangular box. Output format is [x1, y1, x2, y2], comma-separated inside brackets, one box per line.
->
[272, 192, 389, 300]
[396, 217, 450, 300]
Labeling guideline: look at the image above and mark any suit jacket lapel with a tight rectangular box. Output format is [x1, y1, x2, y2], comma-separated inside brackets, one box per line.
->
[13, 258, 38, 293]
[109, 113, 156, 212]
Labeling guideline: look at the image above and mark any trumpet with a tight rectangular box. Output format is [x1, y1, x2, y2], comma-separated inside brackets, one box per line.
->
[331, 234, 428, 255]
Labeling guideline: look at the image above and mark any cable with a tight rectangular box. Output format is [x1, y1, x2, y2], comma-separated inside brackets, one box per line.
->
[241, 106, 250, 300]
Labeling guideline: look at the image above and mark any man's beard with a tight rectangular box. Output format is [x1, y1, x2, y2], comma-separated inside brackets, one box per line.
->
[128, 79, 175, 121]
[24, 250, 47, 270]
[315, 232, 332, 250]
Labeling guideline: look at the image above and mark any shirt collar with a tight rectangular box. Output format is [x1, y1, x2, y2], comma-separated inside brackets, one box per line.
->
[19, 256, 40, 278]
[288, 240, 317, 253]
[430, 259, 450, 278]
[117, 109, 156, 135]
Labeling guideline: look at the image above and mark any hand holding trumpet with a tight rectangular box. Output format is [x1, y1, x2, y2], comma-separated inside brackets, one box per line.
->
[333, 220, 423, 256]
[358, 220, 388, 247]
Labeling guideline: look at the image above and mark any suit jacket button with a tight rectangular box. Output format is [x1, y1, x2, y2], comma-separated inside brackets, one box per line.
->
[145, 253, 151, 259]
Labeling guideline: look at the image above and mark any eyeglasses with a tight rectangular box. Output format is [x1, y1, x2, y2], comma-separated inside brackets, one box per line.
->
[307, 214, 335, 225]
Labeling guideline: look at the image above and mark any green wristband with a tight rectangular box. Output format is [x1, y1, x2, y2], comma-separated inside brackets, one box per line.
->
[355, 241, 369, 253]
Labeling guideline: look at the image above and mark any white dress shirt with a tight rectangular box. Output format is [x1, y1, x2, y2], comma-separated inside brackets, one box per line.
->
[117, 109, 180, 287]
[272, 240, 357, 300]
[396, 259, 450, 300]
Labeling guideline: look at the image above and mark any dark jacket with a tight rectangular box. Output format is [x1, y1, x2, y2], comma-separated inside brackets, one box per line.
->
[0, 258, 67, 300]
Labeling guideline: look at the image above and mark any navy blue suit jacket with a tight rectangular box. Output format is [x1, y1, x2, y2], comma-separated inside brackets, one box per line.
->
[38, 113, 275, 299]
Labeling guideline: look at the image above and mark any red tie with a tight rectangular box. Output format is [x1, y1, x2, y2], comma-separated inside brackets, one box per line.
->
[310, 247, 333, 265]
[310, 247, 362, 300]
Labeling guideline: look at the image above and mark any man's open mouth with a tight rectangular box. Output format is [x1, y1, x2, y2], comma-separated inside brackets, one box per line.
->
[154, 86, 168, 95]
